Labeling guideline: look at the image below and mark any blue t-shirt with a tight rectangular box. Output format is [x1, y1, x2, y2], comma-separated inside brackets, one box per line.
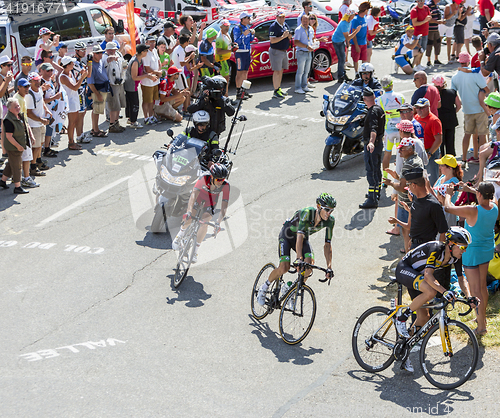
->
[87, 58, 109, 87]
[100, 39, 120, 52]
[294, 24, 314, 52]
[350, 15, 367, 46]
[450, 70, 488, 114]
[232, 23, 252, 51]
[269, 20, 290, 50]
[332, 20, 350, 44]
[199, 38, 214, 69]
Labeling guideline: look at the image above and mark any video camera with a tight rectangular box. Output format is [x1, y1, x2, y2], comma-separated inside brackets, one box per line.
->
[200, 75, 226, 100]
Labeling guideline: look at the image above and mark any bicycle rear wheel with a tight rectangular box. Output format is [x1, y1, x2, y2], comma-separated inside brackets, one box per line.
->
[279, 284, 316, 345]
[420, 320, 479, 390]
[173, 234, 196, 288]
[352, 306, 397, 372]
[251, 262, 276, 320]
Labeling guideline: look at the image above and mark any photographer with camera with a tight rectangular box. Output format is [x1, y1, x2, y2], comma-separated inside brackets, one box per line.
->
[187, 75, 235, 136]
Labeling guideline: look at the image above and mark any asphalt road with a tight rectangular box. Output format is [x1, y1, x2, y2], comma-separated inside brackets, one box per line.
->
[1, 46, 499, 417]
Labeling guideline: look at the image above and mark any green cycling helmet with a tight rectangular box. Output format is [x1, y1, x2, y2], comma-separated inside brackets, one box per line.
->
[316, 193, 337, 209]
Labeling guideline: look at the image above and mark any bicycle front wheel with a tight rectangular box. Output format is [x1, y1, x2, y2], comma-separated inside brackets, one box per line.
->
[279, 284, 316, 345]
[173, 235, 196, 288]
[420, 320, 479, 390]
[251, 262, 276, 320]
[352, 306, 397, 373]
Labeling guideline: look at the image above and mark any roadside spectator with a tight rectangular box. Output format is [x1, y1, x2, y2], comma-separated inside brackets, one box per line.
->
[359, 87, 385, 209]
[470, 35, 484, 67]
[480, 33, 500, 77]
[184, 45, 202, 97]
[451, 51, 489, 165]
[124, 44, 155, 129]
[171, 35, 190, 77]
[453, 2, 469, 59]
[441, 0, 460, 63]
[233, 12, 254, 100]
[297, 0, 313, 26]
[475, 94, 500, 183]
[463, 0, 476, 53]
[479, 0, 495, 41]
[155, 66, 189, 123]
[426, 0, 444, 67]
[55, 42, 67, 66]
[444, 182, 498, 335]
[433, 154, 462, 228]
[179, 15, 205, 49]
[394, 25, 423, 75]
[39, 62, 61, 157]
[13, 78, 39, 189]
[104, 42, 126, 133]
[215, 19, 234, 95]
[72, 42, 91, 143]
[294, 14, 314, 94]
[39, 49, 63, 75]
[157, 39, 171, 78]
[60, 56, 89, 149]
[269, 11, 292, 98]
[432, 74, 461, 156]
[307, 13, 328, 83]
[332, 9, 360, 82]
[199, 28, 218, 78]
[142, 36, 162, 125]
[158, 21, 178, 55]
[350, 2, 370, 74]
[25, 72, 51, 177]
[14, 56, 33, 93]
[34, 28, 59, 66]
[366, 6, 383, 63]
[0, 98, 30, 194]
[411, 71, 441, 116]
[410, 0, 431, 70]
[339, 0, 355, 69]
[0, 55, 14, 159]
[100, 27, 125, 55]
[414, 98, 443, 186]
[87, 45, 111, 137]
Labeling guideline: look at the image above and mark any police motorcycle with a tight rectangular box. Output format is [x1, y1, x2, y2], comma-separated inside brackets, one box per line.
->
[138, 4, 167, 43]
[150, 82, 250, 233]
[320, 63, 381, 170]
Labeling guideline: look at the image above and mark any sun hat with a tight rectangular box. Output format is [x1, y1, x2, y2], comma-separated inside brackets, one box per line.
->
[398, 103, 414, 112]
[435, 154, 458, 168]
[17, 78, 29, 87]
[105, 42, 118, 50]
[39, 63, 54, 71]
[206, 28, 218, 38]
[39, 27, 53, 36]
[484, 92, 500, 108]
[458, 51, 471, 64]
[396, 121, 415, 134]
[92, 45, 105, 53]
[431, 74, 446, 87]
[405, 25, 414, 32]
[28, 72, 42, 81]
[56, 42, 67, 51]
[403, 167, 424, 181]
[240, 12, 251, 19]
[221, 19, 231, 26]
[60, 56, 76, 66]
[0, 56, 13, 65]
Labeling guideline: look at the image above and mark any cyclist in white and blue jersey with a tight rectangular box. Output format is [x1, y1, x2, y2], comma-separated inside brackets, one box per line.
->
[395, 26, 423, 75]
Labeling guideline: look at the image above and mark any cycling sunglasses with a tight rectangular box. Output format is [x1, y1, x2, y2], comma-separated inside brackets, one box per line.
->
[320, 206, 334, 214]
[451, 242, 467, 251]
[214, 178, 225, 182]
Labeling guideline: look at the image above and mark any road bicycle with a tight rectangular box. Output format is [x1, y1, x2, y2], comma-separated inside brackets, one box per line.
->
[352, 278, 479, 390]
[251, 261, 329, 345]
[173, 205, 217, 288]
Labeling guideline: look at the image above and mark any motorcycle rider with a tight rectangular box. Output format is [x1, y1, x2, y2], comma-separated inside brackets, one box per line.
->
[350, 63, 382, 92]
[172, 163, 230, 263]
[180, 110, 220, 167]
[187, 75, 235, 135]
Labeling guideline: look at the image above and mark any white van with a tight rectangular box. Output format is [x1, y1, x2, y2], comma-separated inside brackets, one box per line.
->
[0, 3, 134, 76]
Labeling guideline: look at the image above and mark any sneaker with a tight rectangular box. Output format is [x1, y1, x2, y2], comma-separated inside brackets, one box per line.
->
[394, 61, 399, 73]
[417, 64, 427, 71]
[295, 88, 306, 94]
[30, 167, 46, 177]
[403, 358, 414, 372]
[14, 186, 29, 194]
[273, 89, 285, 99]
[303, 86, 312, 92]
[172, 234, 182, 251]
[467, 156, 479, 164]
[243, 90, 253, 99]
[37, 162, 50, 171]
[307, 83, 316, 89]
[257, 284, 267, 306]
[0, 179, 8, 189]
[21, 177, 40, 188]
[152, 116, 160, 124]
[278, 88, 288, 96]
[434, 60, 444, 65]
[127, 119, 133, 125]
[395, 318, 410, 338]
[191, 248, 199, 263]
[109, 123, 126, 133]
[426, 61, 432, 67]
[144, 118, 153, 126]
[129, 122, 143, 129]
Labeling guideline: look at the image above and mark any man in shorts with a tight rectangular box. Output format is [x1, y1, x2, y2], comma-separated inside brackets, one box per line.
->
[199, 28, 218, 78]
[233, 12, 254, 100]
[142, 35, 162, 125]
[215, 20, 233, 95]
[72, 41, 91, 143]
[104, 42, 126, 133]
[394, 25, 423, 75]
[269, 11, 292, 99]
[154, 66, 190, 123]
[451, 51, 489, 165]
[87, 45, 110, 137]
[350, 2, 370, 74]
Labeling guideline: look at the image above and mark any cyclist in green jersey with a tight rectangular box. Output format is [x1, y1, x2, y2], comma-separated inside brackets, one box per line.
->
[257, 193, 336, 305]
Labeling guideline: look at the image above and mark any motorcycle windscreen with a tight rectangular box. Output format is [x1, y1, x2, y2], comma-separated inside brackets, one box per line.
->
[332, 83, 362, 115]
[166, 143, 204, 177]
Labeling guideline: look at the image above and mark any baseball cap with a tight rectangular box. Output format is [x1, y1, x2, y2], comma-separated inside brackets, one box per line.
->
[167, 66, 182, 76]
[56, 42, 67, 51]
[164, 21, 176, 29]
[240, 12, 251, 19]
[403, 167, 424, 181]
[396, 121, 415, 134]
[277, 11, 286, 17]
[487, 33, 500, 46]
[28, 72, 42, 82]
[485, 92, 500, 108]
[0, 56, 13, 66]
[60, 56, 76, 66]
[398, 103, 414, 112]
[185, 45, 196, 53]
[431, 74, 446, 87]
[17, 78, 29, 87]
[39, 63, 54, 71]
[39, 27, 54, 36]
[221, 19, 231, 26]
[458, 51, 471, 64]
[435, 154, 458, 168]
[414, 98, 430, 108]
[405, 25, 414, 32]
[206, 28, 218, 39]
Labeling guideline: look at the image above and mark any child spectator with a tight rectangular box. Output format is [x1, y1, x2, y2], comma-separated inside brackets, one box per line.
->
[155, 66, 190, 123]
[35, 28, 59, 67]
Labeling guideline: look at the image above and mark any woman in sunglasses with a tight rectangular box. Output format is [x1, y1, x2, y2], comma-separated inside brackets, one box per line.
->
[256, 192, 336, 306]
[444, 182, 498, 336]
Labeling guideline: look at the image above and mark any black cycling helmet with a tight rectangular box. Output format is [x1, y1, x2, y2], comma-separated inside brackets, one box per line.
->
[316, 192, 337, 209]
[74, 41, 87, 50]
[445, 226, 472, 246]
[210, 163, 228, 179]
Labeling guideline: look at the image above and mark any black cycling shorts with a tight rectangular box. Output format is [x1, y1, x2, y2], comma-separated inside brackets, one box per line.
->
[278, 227, 313, 263]
[395, 262, 425, 300]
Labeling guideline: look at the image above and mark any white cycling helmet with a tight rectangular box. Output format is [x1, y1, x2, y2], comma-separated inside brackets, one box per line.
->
[359, 63, 375, 74]
[193, 110, 210, 125]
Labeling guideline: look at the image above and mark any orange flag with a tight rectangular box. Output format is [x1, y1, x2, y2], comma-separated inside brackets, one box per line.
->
[126, 0, 136, 55]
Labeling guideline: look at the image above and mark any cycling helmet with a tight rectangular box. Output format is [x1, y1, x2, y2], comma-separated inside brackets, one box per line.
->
[193, 110, 210, 125]
[210, 163, 228, 179]
[74, 41, 87, 50]
[445, 226, 472, 246]
[359, 63, 375, 74]
[316, 192, 337, 209]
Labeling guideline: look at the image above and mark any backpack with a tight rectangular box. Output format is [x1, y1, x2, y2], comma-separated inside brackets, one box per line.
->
[106, 53, 125, 85]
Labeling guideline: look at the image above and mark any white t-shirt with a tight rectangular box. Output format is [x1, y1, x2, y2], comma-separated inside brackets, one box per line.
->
[25, 87, 45, 128]
[158, 34, 177, 51]
[172, 45, 186, 70]
[367, 15, 377, 31]
[141, 48, 160, 87]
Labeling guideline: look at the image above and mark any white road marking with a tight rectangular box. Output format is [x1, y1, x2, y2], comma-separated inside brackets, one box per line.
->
[36, 176, 132, 227]
[219, 123, 277, 142]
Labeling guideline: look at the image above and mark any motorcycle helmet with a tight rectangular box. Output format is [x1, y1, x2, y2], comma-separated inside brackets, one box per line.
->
[74, 41, 87, 50]
[316, 192, 337, 209]
[212, 75, 228, 88]
[193, 110, 210, 132]
[359, 62, 374, 75]
[210, 163, 228, 179]
[445, 226, 472, 246]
